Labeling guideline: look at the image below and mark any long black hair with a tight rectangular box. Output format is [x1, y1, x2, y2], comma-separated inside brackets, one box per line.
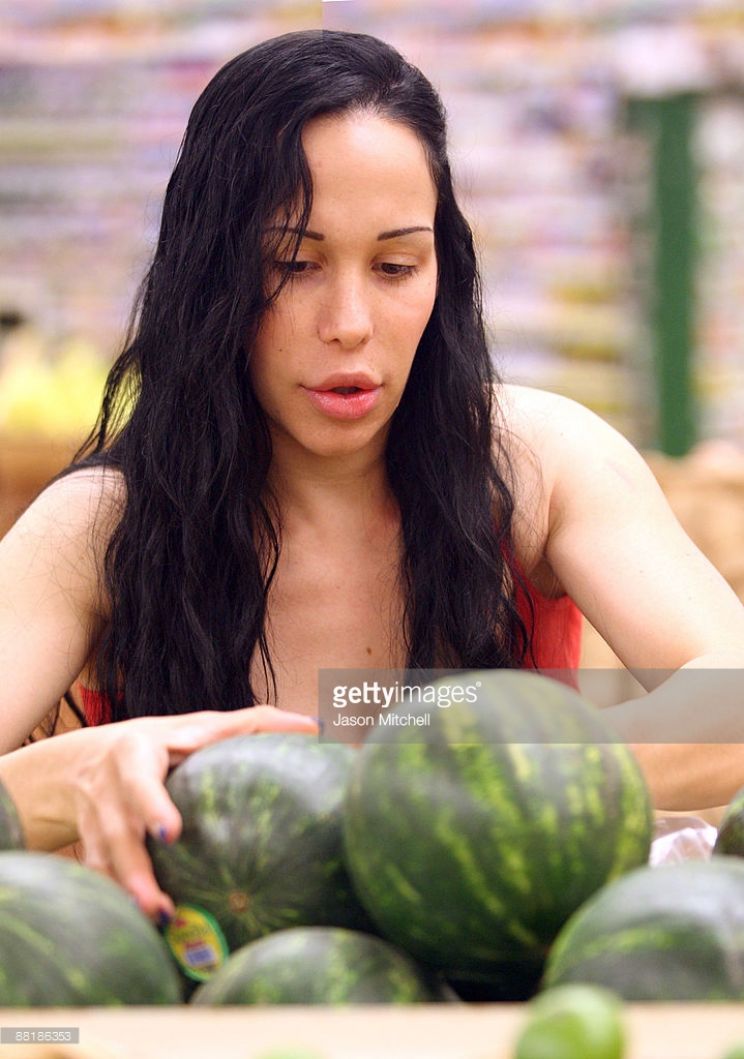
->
[66, 28, 531, 720]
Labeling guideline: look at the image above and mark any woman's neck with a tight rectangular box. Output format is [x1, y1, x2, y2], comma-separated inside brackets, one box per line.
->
[265, 431, 398, 537]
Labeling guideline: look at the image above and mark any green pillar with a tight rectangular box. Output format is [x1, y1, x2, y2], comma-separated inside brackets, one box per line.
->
[628, 95, 699, 456]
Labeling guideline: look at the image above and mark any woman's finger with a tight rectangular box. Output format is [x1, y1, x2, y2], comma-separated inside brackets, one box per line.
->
[77, 794, 171, 920]
[161, 705, 319, 761]
[109, 731, 184, 843]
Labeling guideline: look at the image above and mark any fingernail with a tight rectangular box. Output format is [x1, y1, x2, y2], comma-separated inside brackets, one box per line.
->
[317, 718, 325, 734]
[156, 824, 170, 843]
[156, 908, 173, 928]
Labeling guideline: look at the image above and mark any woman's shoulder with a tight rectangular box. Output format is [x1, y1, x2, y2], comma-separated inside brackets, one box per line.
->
[497, 383, 646, 487]
[495, 383, 639, 593]
[498, 382, 588, 450]
[24, 463, 125, 540]
[0, 463, 125, 614]
[495, 383, 582, 503]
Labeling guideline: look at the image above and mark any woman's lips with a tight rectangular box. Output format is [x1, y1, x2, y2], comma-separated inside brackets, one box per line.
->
[302, 385, 382, 420]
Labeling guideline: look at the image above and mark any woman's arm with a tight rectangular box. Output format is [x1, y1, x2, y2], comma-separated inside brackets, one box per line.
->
[0, 470, 113, 751]
[0, 474, 320, 920]
[512, 386, 744, 809]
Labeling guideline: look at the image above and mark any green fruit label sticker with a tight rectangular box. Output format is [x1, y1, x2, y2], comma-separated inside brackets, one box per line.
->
[163, 904, 230, 982]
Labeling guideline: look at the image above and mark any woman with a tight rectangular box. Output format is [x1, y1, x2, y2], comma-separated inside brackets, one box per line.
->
[0, 30, 743, 926]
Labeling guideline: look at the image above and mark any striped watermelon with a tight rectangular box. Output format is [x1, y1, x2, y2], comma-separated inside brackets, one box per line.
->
[343, 670, 652, 998]
[191, 926, 455, 1005]
[148, 733, 373, 963]
[0, 851, 182, 1005]
[545, 860, 744, 1000]
[0, 780, 23, 851]
[714, 785, 744, 857]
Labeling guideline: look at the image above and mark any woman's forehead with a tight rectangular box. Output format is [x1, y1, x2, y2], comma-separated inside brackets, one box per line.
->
[299, 116, 436, 228]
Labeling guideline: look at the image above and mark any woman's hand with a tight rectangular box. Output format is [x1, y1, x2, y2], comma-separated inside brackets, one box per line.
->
[73, 706, 318, 923]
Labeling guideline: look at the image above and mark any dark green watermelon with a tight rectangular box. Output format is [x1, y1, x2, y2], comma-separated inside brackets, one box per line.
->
[148, 733, 374, 963]
[544, 859, 744, 1000]
[0, 779, 24, 851]
[714, 785, 744, 857]
[343, 670, 652, 997]
[191, 926, 455, 1005]
[0, 851, 182, 1005]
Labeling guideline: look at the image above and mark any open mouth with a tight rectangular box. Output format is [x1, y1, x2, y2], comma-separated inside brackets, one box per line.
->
[328, 386, 362, 394]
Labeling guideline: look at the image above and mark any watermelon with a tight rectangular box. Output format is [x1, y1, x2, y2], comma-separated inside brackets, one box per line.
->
[714, 785, 744, 857]
[0, 779, 24, 851]
[515, 984, 625, 1059]
[148, 733, 373, 961]
[343, 670, 652, 998]
[544, 859, 744, 1000]
[0, 851, 182, 1005]
[191, 926, 455, 1005]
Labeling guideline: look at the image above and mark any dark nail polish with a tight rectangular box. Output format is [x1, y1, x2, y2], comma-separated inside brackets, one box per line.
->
[157, 824, 169, 843]
[317, 718, 325, 734]
[156, 908, 173, 928]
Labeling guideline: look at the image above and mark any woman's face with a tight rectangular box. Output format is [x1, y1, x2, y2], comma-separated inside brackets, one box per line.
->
[251, 111, 438, 462]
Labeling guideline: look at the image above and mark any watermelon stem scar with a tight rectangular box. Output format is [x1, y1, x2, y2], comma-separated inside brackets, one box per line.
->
[229, 891, 250, 914]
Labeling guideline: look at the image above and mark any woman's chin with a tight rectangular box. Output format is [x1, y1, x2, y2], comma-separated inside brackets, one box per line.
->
[281, 423, 389, 463]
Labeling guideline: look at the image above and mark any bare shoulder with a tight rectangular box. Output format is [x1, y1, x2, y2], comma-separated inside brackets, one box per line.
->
[0, 464, 125, 615]
[0, 464, 125, 746]
[497, 383, 656, 495]
[6, 464, 124, 544]
[499, 381, 616, 451]
[492, 384, 563, 579]
[495, 384, 662, 588]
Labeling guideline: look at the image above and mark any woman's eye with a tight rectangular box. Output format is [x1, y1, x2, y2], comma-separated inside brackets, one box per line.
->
[275, 260, 314, 276]
[378, 263, 418, 281]
[274, 261, 419, 282]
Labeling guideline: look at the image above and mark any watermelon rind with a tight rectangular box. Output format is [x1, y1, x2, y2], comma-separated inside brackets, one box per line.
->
[343, 670, 652, 993]
[544, 859, 744, 1000]
[0, 851, 182, 1005]
[191, 926, 455, 1005]
[0, 779, 24, 851]
[148, 733, 374, 953]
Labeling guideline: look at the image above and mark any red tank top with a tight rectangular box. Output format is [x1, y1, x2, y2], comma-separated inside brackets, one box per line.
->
[515, 580, 583, 674]
[76, 581, 583, 726]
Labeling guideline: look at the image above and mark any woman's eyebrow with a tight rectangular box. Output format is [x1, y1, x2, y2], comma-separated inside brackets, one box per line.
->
[267, 225, 433, 241]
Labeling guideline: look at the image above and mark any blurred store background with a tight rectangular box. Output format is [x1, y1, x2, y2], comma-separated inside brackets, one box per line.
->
[1, 0, 744, 654]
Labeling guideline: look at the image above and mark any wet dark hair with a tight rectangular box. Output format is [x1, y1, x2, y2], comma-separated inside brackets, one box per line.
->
[63, 28, 530, 721]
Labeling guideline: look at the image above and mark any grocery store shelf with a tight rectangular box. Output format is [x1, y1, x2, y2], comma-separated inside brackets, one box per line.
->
[0, 1003, 741, 1059]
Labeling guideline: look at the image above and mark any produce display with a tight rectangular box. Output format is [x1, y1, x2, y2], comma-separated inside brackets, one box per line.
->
[0, 777, 24, 851]
[0, 851, 182, 1006]
[514, 984, 625, 1059]
[343, 670, 652, 999]
[0, 331, 108, 440]
[713, 784, 744, 856]
[8, 664, 744, 1030]
[544, 859, 744, 1000]
[147, 733, 374, 981]
[191, 926, 454, 1006]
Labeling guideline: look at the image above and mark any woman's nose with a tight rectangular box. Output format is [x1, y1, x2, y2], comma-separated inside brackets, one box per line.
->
[316, 275, 373, 350]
